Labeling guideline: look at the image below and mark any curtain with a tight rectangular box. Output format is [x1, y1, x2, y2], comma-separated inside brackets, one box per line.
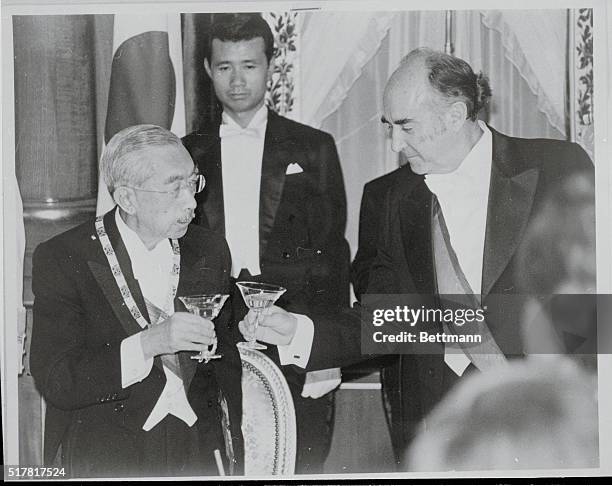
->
[480, 10, 568, 136]
[182, 13, 219, 133]
[321, 34, 393, 263]
[13, 15, 103, 203]
[455, 10, 565, 140]
[13, 15, 114, 465]
[319, 10, 568, 258]
[300, 11, 395, 129]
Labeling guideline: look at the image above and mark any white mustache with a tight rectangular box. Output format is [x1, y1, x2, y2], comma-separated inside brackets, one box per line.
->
[178, 212, 194, 224]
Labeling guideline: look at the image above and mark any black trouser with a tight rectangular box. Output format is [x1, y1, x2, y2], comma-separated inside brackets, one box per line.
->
[289, 384, 335, 474]
[64, 413, 210, 478]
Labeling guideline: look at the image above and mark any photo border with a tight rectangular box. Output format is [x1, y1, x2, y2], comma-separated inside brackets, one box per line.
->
[2, 0, 610, 479]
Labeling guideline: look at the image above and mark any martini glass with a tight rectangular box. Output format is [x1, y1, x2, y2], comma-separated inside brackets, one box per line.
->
[179, 294, 228, 363]
[236, 281, 286, 350]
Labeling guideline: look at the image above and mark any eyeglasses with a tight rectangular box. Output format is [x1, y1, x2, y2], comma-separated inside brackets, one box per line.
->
[125, 174, 206, 198]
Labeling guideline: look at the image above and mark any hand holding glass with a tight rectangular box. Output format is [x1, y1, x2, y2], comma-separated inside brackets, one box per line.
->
[179, 294, 228, 362]
[236, 282, 286, 350]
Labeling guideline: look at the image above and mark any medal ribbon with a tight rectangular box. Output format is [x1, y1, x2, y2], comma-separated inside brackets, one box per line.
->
[94, 215, 180, 328]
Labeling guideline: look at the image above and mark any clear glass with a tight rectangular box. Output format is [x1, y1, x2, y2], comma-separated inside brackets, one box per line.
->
[179, 293, 228, 362]
[236, 281, 286, 350]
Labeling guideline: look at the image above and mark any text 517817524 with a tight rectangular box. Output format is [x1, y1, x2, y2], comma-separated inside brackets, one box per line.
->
[5, 466, 66, 480]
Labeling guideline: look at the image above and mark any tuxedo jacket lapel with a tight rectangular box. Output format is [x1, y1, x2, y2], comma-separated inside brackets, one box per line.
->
[88, 208, 150, 336]
[87, 209, 166, 374]
[399, 179, 435, 294]
[259, 110, 293, 258]
[396, 129, 539, 298]
[174, 229, 211, 389]
[395, 129, 539, 298]
[397, 178, 443, 398]
[195, 131, 226, 235]
[482, 129, 539, 297]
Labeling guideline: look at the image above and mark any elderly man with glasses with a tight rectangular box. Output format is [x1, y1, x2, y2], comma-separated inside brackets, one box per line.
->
[30, 125, 244, 478]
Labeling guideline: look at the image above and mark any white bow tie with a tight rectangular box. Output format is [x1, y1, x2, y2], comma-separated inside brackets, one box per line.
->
[219, 124, 265, 139]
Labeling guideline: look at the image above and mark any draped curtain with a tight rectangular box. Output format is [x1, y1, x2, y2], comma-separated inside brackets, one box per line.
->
[304, 10, 570, 258]
[299, 11, 395, 128]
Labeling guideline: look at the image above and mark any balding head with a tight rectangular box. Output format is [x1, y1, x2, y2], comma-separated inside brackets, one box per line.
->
[381, 48, 491, 175]
[384, 50, 432, 112]
[390, 47, 491, 119]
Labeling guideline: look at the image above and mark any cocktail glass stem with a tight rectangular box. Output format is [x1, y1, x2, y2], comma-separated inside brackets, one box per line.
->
[179, 294, 228, 362]
[236, 281, 286, 350]
[248, 310, 261, 345]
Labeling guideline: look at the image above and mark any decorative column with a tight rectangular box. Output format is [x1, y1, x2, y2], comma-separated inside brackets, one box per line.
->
[13, 15, 100, 302]
[263, 12, 300, 119]
[13, 15, 106, 465]
[569, 8, 593, 159]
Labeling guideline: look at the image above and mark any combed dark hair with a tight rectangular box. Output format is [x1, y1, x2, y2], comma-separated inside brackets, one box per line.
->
[406, 48, 492, 120]
[207, 13, 275, 63]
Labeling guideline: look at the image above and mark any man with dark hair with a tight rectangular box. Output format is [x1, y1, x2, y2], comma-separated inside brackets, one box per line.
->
[182, 12, 350, 474]
[207, 13, 275, 63]
[30, 125, 244, 477]
[254, 47, 594, 466]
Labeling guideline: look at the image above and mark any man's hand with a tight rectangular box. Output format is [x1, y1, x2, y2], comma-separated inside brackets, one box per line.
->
[140, 312, 216, 359]
[239, 305, 297, 346]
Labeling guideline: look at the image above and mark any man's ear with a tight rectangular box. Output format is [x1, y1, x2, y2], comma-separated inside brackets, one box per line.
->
[266, 58, 274, 84]
[446, 101, 469, 131]
[114, 187, 137, 216]
[204, 58, 212, 78]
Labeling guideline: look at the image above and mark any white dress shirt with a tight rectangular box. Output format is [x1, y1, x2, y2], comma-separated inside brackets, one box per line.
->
[220, 105, 267, 278]
[424, 121, 493, 296]
[220, 107, 339, 396]
[425, 121, 493, 376]
[117, 211, 197, 431]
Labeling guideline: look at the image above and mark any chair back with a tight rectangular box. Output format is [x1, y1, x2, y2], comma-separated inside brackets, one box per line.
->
[239, 345, 296, 476]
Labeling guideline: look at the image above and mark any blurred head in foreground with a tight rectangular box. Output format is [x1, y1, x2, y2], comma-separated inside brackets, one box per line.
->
[518, 169, 595, 296]
[406, 357, 598, 471]
[517, 170, 597, 363]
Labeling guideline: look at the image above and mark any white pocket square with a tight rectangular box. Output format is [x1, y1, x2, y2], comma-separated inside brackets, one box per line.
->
[286, 162, 304, 175]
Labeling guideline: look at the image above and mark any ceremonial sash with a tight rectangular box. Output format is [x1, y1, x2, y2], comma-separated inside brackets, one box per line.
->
[431, 197, 507, 371]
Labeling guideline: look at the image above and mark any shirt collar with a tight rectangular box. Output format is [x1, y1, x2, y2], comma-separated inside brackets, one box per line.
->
[425, 121, 492, 197]
[221, 104, 268, 130]
[115, 210, 172, 279]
